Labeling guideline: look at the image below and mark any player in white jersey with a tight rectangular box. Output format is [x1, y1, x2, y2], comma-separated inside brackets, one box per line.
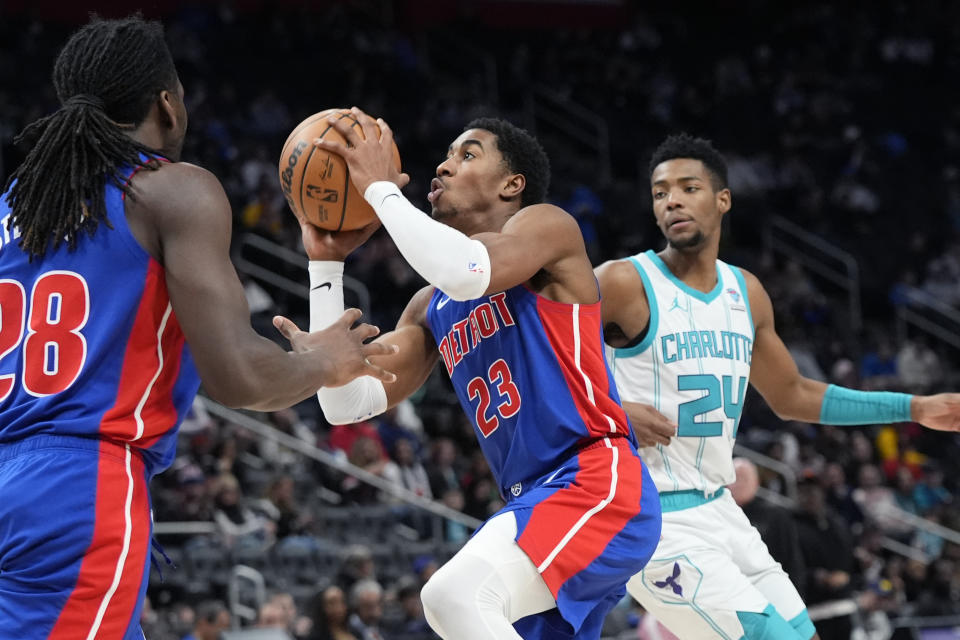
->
[596, 133, 960, 640]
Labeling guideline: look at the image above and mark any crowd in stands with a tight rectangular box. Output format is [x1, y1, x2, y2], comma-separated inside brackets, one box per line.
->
[4, 1, 960, 638]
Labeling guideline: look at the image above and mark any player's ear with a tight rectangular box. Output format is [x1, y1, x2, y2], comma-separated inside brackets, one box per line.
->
[717, 188, 732, 216]
[502, 173, 525, 201]
[157, 89, 181, 132]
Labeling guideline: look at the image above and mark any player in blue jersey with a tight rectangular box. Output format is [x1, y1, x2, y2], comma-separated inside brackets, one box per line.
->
[273, 108, 662, 639]
[0, 18, 394, 640]
[596, 133, 960, 639]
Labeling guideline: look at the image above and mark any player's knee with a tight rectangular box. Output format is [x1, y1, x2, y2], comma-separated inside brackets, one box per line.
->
[421, 567, 468, 625]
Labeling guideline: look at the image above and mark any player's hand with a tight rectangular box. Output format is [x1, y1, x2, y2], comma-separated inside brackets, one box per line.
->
[622, 401, 676, 447]
[911, 393, 960, 431]
[297, 215, 381, 262]
[272, 309, 399, 387]
[314, 106, 410, 196]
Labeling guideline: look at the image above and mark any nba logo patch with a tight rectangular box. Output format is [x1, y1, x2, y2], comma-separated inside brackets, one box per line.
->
[727, 288, 746, 312]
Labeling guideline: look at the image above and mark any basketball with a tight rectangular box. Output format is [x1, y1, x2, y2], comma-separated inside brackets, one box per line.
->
[278, 108, 402, 231]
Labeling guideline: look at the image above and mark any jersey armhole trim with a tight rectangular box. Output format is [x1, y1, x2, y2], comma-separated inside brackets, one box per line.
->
[729, 266, 754, 336]
[614, 256, 658, 358]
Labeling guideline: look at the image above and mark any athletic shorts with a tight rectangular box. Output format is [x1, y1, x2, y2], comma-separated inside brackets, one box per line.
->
[0, 434, 153, 640]
[502, 436, 662, 638]
[628, 489, 815, 640]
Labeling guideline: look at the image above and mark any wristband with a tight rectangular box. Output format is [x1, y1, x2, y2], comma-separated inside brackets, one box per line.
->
[819, 384, 913, 426]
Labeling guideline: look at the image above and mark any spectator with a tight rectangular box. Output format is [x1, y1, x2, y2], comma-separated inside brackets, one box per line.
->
[348, 579, 387, 640]
[794, 479, 855, 640]
[308, 585, 358, 640]
[729, 458, 806, 595]
[182, 600, 230, 640]
[212, 472, 276, 548]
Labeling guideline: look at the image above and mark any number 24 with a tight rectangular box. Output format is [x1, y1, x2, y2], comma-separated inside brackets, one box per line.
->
[677, 374, 748, 437]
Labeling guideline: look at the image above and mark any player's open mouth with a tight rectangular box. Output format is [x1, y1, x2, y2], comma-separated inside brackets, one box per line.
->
[668, 218, 692, 230]
[428, 178, 445, 203]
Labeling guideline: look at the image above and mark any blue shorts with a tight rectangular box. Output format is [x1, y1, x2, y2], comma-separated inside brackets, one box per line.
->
[501, 436, 662, 638]
[0, 435, 152, 640]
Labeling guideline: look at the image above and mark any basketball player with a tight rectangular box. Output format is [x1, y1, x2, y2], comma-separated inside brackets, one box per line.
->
[273, 108, 662, 640]
[597, 133, 960, 639]
[0, 18, 394, 640]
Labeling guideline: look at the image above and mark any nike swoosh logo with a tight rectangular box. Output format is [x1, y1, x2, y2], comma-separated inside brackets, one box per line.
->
[436, 296, 451, 309]
[312, 282, 332, 291]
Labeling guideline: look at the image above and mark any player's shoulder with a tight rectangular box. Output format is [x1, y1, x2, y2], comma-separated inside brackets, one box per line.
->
[508, 202, 579, 231]
[596, 256, 646, 292]
[399, 284, 438, 328]
[725, 264, 764, 294]
[128, 161, 230, 223]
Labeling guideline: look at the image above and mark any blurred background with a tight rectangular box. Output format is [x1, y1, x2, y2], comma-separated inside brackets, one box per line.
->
[3, 1, 960, 638]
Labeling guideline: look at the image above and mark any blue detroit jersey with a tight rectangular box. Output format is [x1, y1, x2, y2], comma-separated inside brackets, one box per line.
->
[0, 162, 200, 475]
[426, 284, 636, 497]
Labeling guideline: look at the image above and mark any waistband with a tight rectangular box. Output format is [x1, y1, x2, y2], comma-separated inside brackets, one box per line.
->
[659, 487, 726, 513]
[0, 433, 144, 467]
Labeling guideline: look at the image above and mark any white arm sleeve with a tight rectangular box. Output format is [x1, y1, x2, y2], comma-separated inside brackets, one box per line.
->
[364, 181, 491, 301]
[309, 261, 388, 425]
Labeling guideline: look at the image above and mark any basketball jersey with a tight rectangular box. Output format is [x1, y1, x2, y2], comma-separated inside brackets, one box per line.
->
[426, 284, 636, 498]
[0, 162, 201, 476]
[607, 250, 754, 495]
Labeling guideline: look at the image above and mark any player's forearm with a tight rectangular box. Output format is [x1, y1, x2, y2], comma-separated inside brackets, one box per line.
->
[222, 344, 339, 411]
[762, 377, 829, 423]
[308, 261, 388, 423]
[364, 181, 490, 300]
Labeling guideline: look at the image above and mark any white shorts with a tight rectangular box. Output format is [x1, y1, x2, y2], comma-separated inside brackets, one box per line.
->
[627, 490, 814, 640]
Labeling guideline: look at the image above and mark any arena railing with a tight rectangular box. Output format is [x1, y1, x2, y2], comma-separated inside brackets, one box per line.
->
[525, 85, 612, 187]
[232, 232, 371, 317]
[763, 215, 862, 331]
[894, 286, 960, 351]
[195, 396, 483, 533]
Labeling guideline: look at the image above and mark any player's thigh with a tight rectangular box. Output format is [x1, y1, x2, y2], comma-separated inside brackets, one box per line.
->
[725, 504, 812, 636]
[0, 438, 151, 640]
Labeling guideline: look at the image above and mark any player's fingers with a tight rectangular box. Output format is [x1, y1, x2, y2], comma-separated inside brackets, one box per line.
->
[337, 307, 364, 328]
[272, 315, 302, 341]
[397, 172, 411, 189]
[351, 106, 379, 140]
[352, 322, 382, 341]
[362, 341, 400, 358]
[325, 113, 363, 146]
[362, 359, 398, 384]
[375, 116, 395, 145]
[652, 418, 677, 440]
[314, 135, 349, 156]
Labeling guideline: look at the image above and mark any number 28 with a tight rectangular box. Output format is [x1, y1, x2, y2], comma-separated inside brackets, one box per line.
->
[0, 272, 90, 402]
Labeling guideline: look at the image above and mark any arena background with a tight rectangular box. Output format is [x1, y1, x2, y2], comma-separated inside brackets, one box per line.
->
[3, 1, 960, 638]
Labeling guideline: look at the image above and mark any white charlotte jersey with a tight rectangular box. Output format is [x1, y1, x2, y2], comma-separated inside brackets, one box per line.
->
[608, 250, 754, 495]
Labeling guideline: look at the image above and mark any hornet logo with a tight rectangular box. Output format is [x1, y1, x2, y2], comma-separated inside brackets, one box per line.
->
[653, 562, 683, 596]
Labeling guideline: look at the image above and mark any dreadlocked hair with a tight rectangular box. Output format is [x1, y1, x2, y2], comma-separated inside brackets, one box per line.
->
[2, 15, 178, 258]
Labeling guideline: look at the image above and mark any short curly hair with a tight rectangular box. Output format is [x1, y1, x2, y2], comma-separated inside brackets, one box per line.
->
[649, 133, 728, 191]
[465, 117, 550, 207]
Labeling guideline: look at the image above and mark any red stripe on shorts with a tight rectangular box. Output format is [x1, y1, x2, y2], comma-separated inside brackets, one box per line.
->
[517, 438, 645, 596]
[48, 441, 150, 640]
